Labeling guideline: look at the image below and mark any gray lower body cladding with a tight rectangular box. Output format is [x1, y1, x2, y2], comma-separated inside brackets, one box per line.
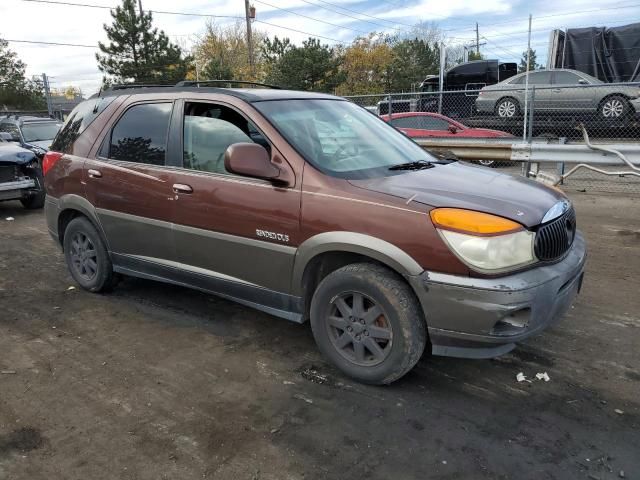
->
[409, 232, 587, 358]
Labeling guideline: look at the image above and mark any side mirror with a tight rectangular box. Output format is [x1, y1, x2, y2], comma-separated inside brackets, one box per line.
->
[0, 132, 12, 142]
[448, 125, 458, 134]
[224, 143, 284, 184]
[578, 78, 588, 85]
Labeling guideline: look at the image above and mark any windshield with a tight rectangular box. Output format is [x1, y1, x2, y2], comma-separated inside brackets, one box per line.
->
[21, 122, 62, 143]
[254, 99, 438, 179]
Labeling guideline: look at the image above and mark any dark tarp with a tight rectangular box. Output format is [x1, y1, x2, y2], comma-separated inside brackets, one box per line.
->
[560, 22, 640, 82]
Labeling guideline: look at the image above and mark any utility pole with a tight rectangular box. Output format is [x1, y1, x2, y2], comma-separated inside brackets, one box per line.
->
[475, 22, 480, 54]
[244, 0, 255, 76]
[41, 73, 52, 118]
[138, 0, 143, 16]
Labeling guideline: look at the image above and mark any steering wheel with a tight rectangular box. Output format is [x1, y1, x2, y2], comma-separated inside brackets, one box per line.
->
[332, 141, 360, 159]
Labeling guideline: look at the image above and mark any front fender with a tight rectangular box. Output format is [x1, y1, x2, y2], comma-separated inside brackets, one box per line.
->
[291, 231, 423, 296]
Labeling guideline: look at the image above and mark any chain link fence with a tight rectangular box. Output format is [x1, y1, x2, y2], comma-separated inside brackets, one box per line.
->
[344, 82, 640, 194]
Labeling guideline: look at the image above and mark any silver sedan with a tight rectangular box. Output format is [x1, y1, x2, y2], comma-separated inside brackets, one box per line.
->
[475, 69, 640, 119]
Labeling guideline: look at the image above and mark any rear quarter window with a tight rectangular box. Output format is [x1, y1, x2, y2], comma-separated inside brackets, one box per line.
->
[51, 96, 116, 153]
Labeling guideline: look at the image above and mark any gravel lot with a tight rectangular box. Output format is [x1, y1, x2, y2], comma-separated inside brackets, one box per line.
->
[1, 192, 639, 480]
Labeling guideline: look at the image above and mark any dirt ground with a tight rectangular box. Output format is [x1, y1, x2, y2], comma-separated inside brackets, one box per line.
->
[0, 192, 638, 480]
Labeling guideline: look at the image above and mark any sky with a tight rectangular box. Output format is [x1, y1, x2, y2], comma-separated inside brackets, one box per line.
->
[1, 0, 638, 95]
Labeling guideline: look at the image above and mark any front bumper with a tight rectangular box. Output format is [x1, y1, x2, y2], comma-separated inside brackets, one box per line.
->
[631, 98, 640, 117]
[408, 231, 587, 358]
[0, 177, 36, 201]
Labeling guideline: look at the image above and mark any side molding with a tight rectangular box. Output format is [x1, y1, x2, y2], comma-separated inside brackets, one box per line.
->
[291, 231, 424, 296]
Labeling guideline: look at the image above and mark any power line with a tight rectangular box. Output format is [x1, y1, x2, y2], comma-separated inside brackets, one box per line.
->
[300, 0, 415, 29]
[13, 0, 346, 43]
[253, 0, 370, 36]
[3, 38, 97, 48]
[296, 0, 403, 32]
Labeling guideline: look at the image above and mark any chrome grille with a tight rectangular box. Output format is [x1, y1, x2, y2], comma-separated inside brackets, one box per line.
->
[534, 208, 576, 262]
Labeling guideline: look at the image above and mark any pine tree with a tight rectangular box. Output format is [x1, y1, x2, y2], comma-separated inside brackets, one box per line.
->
[518, 48, 541, 73]
[96, 0, 190, 84]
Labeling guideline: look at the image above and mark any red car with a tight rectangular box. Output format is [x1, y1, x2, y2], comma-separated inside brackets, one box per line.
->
[382, 112, 513, 139]
[381, 112, 514, 167]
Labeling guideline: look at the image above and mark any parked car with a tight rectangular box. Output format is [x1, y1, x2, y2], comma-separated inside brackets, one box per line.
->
[382, 112, 514, 167]
[0, 116, 62, 157]
[43, 83, 586, 384]
[0, 132, 46, 209]
[475, 68, 640, 119]
[382, 112, 514, 138]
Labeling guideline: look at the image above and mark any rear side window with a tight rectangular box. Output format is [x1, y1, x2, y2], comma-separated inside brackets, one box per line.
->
[528, 71, 552, 85]
[553, 71, 581, 84]
[51, 96, 116, 153]
[109, 103, 172, 165]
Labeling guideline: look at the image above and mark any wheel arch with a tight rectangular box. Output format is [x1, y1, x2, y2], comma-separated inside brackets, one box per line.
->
[597, 93, 632, 112]
[55, 194, 107, 248]
[292, 232, 424, 321]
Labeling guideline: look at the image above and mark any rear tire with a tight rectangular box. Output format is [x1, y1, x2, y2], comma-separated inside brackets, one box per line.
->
[63, 217, 116, 292]
[495, 97, 520, 118]
[310, 263, 426, 385]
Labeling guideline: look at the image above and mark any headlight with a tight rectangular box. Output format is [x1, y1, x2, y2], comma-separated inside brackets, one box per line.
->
[431, 208, 536, 273]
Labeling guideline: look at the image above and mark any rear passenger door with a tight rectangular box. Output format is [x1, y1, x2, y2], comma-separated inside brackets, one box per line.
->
[552, 71, 590, 111]
[168, 100, 300, 296]
[85, 101, 178, 267]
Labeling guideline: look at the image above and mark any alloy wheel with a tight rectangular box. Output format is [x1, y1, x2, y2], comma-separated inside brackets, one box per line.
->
[326, 292, 393, 366]
[602, 99, 624, 118]
[69, 232, 98, 281]
[498, 100, 516, 118]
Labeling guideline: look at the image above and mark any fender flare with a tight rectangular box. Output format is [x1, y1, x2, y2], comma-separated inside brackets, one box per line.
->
[54, 194, 108, 247]
[290, 231, 423, 296]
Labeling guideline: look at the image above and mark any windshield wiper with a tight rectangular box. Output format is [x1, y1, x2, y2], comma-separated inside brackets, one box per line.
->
[388, 160, 435, 171]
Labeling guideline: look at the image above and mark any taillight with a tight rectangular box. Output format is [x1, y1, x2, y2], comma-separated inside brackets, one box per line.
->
[42, 151, 63, 176]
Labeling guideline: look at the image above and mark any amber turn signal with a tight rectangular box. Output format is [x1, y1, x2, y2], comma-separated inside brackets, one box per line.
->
[430, 208, 523, 235]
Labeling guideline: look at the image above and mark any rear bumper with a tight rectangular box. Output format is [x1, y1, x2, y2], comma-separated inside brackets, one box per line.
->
[408, 231, 587, 359]
[475, 97, 497, 113]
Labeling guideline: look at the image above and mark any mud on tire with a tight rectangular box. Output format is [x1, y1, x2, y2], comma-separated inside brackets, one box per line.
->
[63, 216, 116, 293]
[309, 263, 427, 385]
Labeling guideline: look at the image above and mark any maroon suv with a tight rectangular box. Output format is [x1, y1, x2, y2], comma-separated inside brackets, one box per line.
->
[43, 83, 586, 384]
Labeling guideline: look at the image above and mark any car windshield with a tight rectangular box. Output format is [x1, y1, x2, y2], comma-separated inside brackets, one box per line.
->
[254, 99, 439, 179]
[21, 122, 62, 142]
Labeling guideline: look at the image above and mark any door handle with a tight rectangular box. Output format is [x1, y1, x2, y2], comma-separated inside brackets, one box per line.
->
[172, 183, 193, 194]
[87, 169, 102, 178]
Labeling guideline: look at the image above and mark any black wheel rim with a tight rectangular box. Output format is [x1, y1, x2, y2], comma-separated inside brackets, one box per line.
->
[69, 232, 98, 281]
[326, 292, 393, 367]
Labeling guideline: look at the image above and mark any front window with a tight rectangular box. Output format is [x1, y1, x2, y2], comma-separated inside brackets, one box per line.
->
[21, 122, 62, 142]
[254, 99, 438, 179]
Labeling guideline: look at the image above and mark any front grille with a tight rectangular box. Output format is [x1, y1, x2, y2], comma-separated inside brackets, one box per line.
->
[534, 208, 576, 262]
[0, 165, 18, 183]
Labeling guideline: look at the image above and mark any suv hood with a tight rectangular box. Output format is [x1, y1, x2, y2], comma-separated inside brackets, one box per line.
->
[349, 162, 564, 228]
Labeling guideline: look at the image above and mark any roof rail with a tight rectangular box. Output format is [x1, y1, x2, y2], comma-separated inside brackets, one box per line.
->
[176, 80, 281, 89]
[109, 83, 175, 91]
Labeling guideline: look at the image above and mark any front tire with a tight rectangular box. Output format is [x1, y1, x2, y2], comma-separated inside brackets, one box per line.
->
[310, 263, 427, 385]
[20, 170, 45, 209]
[63, 217, 116, 292]
[600, 95, 630, 119]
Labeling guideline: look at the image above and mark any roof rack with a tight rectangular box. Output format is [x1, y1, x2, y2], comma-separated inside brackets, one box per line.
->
[109, 83, 175, 91]
[176, 80, 281, 89]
